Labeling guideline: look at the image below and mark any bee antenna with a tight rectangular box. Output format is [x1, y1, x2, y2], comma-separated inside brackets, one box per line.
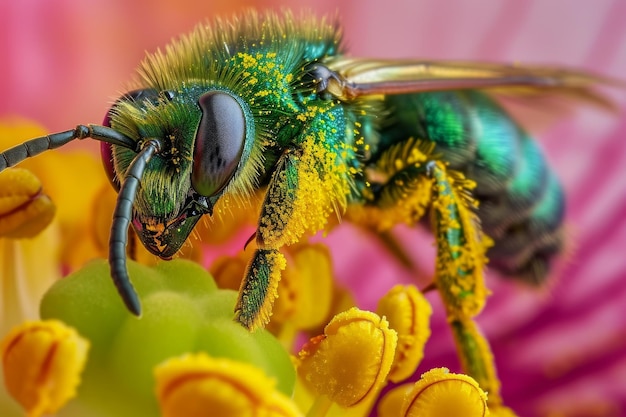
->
[109, 139, 162, 316]
[0, 124, 137, 172]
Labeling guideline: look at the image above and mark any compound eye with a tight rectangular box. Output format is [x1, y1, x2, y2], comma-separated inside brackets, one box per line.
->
[192, 92, 246, 197]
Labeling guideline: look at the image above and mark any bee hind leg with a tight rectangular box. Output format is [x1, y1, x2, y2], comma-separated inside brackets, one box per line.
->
[365, 145, 503, 404]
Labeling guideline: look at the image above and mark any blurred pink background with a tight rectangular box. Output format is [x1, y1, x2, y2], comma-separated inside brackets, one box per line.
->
[1, 1, 625, 416]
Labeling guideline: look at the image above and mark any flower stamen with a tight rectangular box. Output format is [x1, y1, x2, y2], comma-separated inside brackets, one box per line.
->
[1, 320, 89, 417]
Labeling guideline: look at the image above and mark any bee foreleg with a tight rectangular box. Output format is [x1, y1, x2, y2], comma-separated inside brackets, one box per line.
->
[234, 110, 352, 330]
[234, 248, 286, 330]
[234, 148, 303, 330]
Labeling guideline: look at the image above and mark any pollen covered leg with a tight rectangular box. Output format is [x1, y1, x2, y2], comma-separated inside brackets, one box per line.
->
[357, 139, 489, 317]
[426, 161, 505, 404]
[364, 149, 490, 317]
[234, 109, 352, 330]
[235, 249, 286, 330]
[233, 150, 301, 330]
[361, 140, 500, 402]
[427, 160, 490, 319]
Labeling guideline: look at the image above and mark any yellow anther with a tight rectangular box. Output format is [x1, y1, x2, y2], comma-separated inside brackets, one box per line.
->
[401, 368, 489, 417]
[155, 353, 301, 417]
[1, 320, 89, 417]
[377, 285, 432, 383]
[0, 168, 55, 238]
[296, 308, 397, 407]
[272, 244, 334, 329]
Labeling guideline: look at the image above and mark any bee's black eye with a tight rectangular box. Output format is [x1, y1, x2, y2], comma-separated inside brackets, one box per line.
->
[191, 91, 246, 197]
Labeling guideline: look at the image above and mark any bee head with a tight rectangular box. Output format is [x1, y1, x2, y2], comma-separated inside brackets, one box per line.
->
[101, 87, 252, 258]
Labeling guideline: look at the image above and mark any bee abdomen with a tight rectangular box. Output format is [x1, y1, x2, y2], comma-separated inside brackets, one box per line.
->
[486, 171, 565, 284]
[457, 91, 522, 196]
[478, 133, 549, 236]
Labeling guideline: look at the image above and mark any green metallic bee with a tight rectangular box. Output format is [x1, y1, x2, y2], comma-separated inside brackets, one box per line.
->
[0, 10, 619, 333]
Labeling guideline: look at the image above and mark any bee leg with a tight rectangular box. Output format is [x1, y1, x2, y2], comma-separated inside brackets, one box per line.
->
[366, 141, 489, 316]
[234, 148, 302, 330]
[234, 145, 326, 330]
[235, 108, 352, 330]
[369, 150, 500, 403]
[450, 316, 503, 407]
[235, 248, 287, 330]
[426, 161, 502, 405]
[372, 157, 490, 315]
[426, 160, 489, 319]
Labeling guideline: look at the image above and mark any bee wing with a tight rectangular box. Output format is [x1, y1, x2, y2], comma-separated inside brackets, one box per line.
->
[324, 58, 624, 110]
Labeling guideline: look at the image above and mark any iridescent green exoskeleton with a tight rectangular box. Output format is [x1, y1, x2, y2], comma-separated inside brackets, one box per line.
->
[1, 11, 622, 406]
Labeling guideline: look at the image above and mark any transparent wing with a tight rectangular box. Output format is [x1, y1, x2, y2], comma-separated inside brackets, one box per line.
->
[323, 58, 625, 110]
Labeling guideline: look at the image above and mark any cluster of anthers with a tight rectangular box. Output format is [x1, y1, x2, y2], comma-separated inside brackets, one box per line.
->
[1, 119, 516, 417]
